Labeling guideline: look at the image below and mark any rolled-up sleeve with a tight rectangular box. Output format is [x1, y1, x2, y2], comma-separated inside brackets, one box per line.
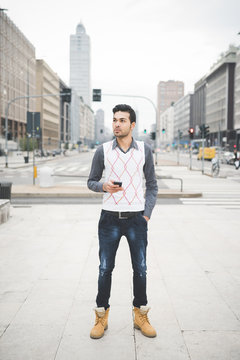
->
[87, 145, 105, 192]
[143, 144, 158, 218]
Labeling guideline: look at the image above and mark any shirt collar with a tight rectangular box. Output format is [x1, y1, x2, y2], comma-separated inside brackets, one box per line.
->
[112, 137, 139, 151]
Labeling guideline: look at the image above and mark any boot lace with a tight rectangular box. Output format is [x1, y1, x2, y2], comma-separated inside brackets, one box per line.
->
[95, 313, 106, 326]
[139, 311, 150, 325]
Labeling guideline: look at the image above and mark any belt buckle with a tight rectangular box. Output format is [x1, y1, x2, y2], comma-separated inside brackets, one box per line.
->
[119, 212, 128, 219]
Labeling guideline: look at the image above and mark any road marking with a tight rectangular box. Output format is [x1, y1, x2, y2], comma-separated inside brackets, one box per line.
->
[55, 167, 65, 171]
[67, 166, 78, 172]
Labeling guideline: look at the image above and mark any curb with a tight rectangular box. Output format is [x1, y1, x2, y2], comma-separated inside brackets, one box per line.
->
[11, 190, 202, 199]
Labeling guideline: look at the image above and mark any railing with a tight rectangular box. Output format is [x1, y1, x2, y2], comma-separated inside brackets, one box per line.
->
[156, 175, 183, 192]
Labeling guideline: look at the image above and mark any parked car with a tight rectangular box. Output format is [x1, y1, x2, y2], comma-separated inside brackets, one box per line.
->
[221, 151, 235, 165]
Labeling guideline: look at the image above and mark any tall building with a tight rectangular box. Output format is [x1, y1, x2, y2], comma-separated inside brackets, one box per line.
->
[70, 22, 91, 105]
[157, 80, 184, 116]
[160, 105, 174, 146]
[193, 75, 207, 132]
[234, 49, 240, 149]
[95, 109, 105, 145]
[60, 80, 71, 147]
[36, 60, 60, 150]
[156, 80, 184, 147]
[173, 93, 193, 143]
[0, 9, 36, 145]
[205, 45, 237, 148]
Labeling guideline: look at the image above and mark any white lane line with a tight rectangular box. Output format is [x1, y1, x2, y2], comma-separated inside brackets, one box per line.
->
[80, 166, 88, 171]
[54, 167, 65, 171]
[67, 166, 78, 172]
[181, 201, 240, 206]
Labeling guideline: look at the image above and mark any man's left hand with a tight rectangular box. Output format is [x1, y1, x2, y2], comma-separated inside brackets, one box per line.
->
[143, 216, 149, 222]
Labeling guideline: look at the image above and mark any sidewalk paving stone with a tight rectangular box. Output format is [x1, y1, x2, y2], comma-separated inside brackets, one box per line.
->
[0, 202, 240, 359]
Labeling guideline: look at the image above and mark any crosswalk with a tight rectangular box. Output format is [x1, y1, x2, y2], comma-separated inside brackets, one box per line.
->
[181, 193, 240, 209]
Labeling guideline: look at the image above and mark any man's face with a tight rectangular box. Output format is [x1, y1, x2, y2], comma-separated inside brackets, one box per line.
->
[112, 111, 135, 138]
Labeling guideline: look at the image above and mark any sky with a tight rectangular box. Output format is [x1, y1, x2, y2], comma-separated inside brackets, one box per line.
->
[1, 0, 240, 131]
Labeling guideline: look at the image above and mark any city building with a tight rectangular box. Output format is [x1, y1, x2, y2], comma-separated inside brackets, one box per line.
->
[95, 109, 105, 145]
[157, 80, 184, 147]
[35, 60, 60, 150]
[59, 80, 71, 149]
[0, 9, 36, 148]
[157, 80, 184, 116]
[83, 105, 94, 147]
[234, 49, 240, 149]
[192, 75, 207, 135]
[173, 93, 193, 143]
[132, 109, 139, 140]
[159, 105, 174, 147]
[205, 45, 237, 149]
[70, 88, 81, 144]
[70, 22, 91, 106]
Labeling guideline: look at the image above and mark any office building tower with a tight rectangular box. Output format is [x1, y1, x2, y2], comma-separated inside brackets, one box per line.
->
[70, 22, 91, 105]
[0, 10, 35, 143]
[157, 80, 184, 116]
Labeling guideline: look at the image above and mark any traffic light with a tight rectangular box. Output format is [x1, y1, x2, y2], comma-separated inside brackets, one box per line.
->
[150, 132, 156, 140]
[188, 127, 194, 139]
[144, 129, 147, 134]
[204, 125, 210, 138]
[200, 124, 210, 138]
[178, 129, 183, 139]
[92, 89, 102, 101]
[61, 88, 71, 103]
[162, 128, 166, 134]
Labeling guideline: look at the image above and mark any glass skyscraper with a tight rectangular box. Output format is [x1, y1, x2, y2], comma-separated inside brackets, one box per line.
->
[70, 23, 91, 105]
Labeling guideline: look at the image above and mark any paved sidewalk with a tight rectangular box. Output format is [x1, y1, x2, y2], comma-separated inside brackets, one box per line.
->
[0, 203, 240, 359]
[9, 163, 238, 199]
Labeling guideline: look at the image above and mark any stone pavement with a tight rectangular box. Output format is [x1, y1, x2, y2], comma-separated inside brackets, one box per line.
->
[0, 201, 240, 360]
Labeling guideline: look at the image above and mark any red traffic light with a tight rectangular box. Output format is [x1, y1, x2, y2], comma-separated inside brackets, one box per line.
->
[189, 128, 194, 134]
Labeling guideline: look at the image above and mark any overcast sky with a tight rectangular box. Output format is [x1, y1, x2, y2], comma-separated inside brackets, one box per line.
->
[1, 0, 240, 130]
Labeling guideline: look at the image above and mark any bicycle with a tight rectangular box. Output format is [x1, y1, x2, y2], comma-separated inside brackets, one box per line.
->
[211, 157, 220, 177]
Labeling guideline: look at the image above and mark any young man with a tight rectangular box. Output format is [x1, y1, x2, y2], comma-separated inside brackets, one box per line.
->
[87, 104, 158, 339]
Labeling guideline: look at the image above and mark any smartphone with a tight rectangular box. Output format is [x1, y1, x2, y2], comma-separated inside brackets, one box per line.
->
[113, 181, 122, 187]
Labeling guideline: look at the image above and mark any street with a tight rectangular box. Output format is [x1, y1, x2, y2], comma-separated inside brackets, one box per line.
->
[1, 151, 240, 359]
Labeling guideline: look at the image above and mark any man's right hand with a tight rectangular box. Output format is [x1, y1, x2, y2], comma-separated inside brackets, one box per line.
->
[103, 180, 124, 193]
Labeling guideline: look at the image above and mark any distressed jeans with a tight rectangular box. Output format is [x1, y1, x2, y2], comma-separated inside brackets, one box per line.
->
[96, 210, 148, 309]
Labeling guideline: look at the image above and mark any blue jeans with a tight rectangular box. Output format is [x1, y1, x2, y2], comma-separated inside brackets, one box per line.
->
[96, 210, 148, 309]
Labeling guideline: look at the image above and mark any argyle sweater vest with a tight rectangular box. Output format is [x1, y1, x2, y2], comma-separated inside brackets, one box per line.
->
[102, 140, 145, 212]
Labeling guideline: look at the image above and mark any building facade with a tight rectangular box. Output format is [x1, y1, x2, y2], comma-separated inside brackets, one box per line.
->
[0, 10, 36, 148]
[35, 60, 60, 150]
[234, 49, 240, 149]
[70, 23, 91, 106]
[173, 93, 193, 143]
[205, 45, 237, 149]
[59, 80, 71, 148]
[193, 75, 207, 135]
[157, 80, 184, 147]
[157, 80, 184, 116]
[159, 105, 174, 147]
[95, 108, 105, 145]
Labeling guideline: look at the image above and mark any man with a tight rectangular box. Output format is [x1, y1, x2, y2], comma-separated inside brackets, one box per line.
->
[87, 104, 158, 339]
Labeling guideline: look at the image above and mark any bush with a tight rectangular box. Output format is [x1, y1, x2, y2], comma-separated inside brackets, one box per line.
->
[19, 137, 38, 151]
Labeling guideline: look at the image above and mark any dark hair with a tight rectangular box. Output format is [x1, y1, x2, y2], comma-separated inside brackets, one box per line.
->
[112, 104, 136, 123]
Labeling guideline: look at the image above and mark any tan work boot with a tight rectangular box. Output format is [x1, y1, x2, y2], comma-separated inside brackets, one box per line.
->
[90, 307, 110, 339]
[133, 306, 157, 338]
